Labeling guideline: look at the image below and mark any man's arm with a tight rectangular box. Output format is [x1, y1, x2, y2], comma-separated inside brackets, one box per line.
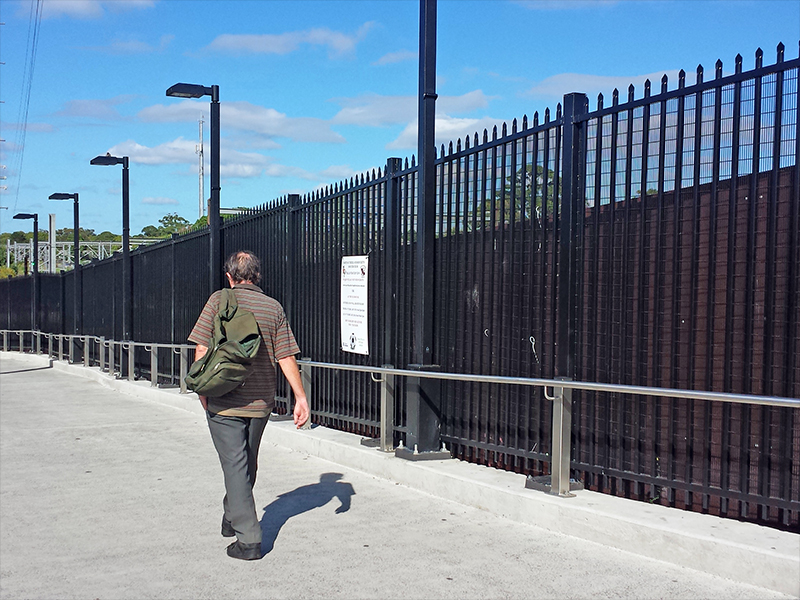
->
[194, 344, 208, 411]
[277, 355, 309, 428]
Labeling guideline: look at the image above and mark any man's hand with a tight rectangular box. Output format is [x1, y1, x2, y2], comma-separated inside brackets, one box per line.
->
[278, 355, 310, 428]
[293, 396, 310, 428]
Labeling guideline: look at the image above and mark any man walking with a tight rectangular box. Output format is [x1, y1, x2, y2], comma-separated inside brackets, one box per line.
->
[188, 250, 309, 560]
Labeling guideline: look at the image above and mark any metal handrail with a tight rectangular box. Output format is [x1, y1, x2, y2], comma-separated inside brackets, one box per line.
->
[297, 360, 800, 409]
[1, 330, 196, 391]
[4, 329, 798, 499]
[297, 358, 799, 497]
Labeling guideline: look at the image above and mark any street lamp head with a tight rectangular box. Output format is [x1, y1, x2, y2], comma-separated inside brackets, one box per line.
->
[13, 212, 36, 220]
[167, 82, 213, 99]
[167, 82, 218, 103]
[90, 154, 125, 166]
[49, 192, 78, 201]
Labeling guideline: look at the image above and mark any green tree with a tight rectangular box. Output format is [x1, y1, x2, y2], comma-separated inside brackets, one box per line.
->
[137, 213, 192, 237]
[95, 231, 121, 242]
[480, 164, 559, 229]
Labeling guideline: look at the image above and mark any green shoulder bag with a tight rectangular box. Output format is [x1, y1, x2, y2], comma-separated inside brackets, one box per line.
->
[185, 288, 262, 397]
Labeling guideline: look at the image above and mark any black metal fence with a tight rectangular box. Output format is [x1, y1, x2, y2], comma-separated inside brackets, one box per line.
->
[2, 44, 798, 530]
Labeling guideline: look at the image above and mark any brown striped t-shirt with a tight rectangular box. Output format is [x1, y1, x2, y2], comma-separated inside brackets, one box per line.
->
[187, 284, 300, 418]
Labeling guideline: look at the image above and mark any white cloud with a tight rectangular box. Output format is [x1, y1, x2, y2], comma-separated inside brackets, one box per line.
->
[138, 100, 345, 144]
[107, 138, 195, 165]
[388, 115, 503, 150]
[105, 137, 323, 181]
[0, 121, 54, 133]
[318, 165, 357, 181]
[373, 50, 417, 66]
[513, 0, 618, 10]
[80, 34, 174, 54]
[206, 22, 375, 57]
[39, 0, 155, 20]
[141, 196, 179, 205]
[331, 90, 491, 127]
[54, 96, 135, 120]
[525, 70, 682, 99]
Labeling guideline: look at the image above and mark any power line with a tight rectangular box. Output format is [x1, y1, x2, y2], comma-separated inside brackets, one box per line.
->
[9, 0, 43, 214]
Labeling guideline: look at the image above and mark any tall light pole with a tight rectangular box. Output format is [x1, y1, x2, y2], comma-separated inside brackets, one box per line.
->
[49, 192, 80, 335]
[397, 0, 446, 460]
[90, 154, 132, 340]
[13, 212, 38, 331]
[166, 82, 221, 294]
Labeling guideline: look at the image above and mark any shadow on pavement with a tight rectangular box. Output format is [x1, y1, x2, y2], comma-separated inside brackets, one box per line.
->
[260, 472, 355, 553]
[0, 359, 54, 375]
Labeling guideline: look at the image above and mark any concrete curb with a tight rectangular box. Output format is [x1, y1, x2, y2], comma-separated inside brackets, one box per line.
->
[3, 351, 798, 596]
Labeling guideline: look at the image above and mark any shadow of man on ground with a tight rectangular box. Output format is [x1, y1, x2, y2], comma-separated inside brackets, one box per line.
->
[260, 472, 355, 553]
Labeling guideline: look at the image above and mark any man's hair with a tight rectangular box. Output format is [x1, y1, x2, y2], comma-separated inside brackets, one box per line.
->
[225, 250, 261, 284]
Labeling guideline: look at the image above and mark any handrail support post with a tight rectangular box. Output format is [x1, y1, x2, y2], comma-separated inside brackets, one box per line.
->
[300, 358, 312, 430]
[550, 377, 575, 497]
[128, 343, 135, 381]
[380, 365, 395, 452]
[150, 347, 158, 387]
[179, 347, 188, 393]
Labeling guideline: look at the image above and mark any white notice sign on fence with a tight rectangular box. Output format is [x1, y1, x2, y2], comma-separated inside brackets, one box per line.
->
[340, 255, 369, 355]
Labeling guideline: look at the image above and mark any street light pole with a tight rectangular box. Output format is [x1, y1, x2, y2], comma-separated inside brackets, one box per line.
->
[90, 155, 132, 341]
[209, 85, 221, 294]
[13, 212, 39, 331]
[166, 82, 221, 294]
[121, 157, 131, 341]
[49, 193, 80, 335]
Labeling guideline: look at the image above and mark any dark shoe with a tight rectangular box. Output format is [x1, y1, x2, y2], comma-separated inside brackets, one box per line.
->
[226, 540, 262, 561]
[221, 517, 235, 538]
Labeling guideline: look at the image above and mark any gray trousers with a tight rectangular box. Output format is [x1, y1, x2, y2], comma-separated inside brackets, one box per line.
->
[206, 411, 270, 545]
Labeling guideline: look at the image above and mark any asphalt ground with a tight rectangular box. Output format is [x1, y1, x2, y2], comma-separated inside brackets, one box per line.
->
[0, 352, 796, 600]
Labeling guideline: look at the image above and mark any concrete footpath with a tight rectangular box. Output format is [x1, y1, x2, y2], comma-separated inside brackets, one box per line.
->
[1, 351, 798, 600]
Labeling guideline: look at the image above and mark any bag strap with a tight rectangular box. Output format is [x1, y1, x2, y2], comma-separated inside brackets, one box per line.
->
[218, 288, 238, 321]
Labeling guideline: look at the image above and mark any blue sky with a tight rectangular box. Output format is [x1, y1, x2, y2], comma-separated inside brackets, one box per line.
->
[0, 0, 797, 236]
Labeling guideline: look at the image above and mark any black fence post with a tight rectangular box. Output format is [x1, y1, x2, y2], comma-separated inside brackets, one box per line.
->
[60, 270, 65, 335]
[383, 158, 401, 366]
[285, 194, 301, 324]
[557, 92, 588, 379]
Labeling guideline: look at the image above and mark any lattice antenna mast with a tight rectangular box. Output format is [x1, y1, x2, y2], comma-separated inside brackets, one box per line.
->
[196, 117, 205, 219]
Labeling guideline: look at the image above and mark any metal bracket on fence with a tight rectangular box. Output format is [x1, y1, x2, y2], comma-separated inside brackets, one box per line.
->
[300, 358, 312, 430]
[527, 377, 583, 497]
[370, 372, 384, 383]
